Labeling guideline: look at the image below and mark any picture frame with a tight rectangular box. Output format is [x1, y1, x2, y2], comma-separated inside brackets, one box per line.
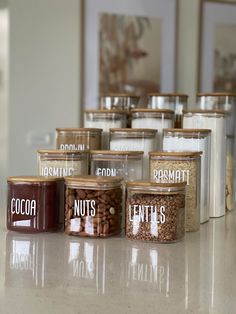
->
[199, 0, 236, 92]
[82, 0, 178, 109]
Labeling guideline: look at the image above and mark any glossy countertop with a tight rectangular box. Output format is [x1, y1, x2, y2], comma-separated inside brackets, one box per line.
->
[0, 211, 236, 314]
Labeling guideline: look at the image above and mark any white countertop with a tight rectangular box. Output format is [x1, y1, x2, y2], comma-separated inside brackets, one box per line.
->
[0, 211, 236, 314]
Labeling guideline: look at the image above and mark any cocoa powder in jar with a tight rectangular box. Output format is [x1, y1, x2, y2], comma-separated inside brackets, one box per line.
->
[65, 176, 123, 237]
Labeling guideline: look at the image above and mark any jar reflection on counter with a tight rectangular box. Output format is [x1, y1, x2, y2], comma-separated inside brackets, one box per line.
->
[149, 152, 201, 232]
[84, 110, 127, 149]
[130, 109, 175, 149]
[126, 181, 186, 242]
[64, 176, 123, 237]
[90, 150, 143, 181]
[147, 93, 188, 128]
[109, 128, 157, 179]
[37, 150, 89, 177]
[56, 128, 102, 151]
[163, 128, 211, 224]
[7, 176, 64, 233]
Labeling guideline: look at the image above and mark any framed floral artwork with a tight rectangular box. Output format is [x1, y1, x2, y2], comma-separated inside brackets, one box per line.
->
[82, 0, 177, 109]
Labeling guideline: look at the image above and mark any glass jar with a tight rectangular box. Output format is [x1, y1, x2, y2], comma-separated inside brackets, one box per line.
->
[56, 128, 102, 151]
[65, 176, 123, 237]
[7, 176, 64, 233]
[84, 109, 127, 149]
[130, 109, 174, 149]
[163, 128, 211, 224]
[90, 150, 143, 181]
[149, 152, 201, 232]
[196, 93, 236, 211]
[37, 150, 89, 177]
[147, 93, 188, 127]
[109, 128, 157, 179]
[183, 110, 227, 217]
[126, 181, 186, 243]
[100, 93, 142, 110]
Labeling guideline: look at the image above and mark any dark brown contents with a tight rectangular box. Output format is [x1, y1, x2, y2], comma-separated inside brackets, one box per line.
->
[7, 180, 63, 233]
[65, 187, 122, 237]
[126, 193, 185, 242]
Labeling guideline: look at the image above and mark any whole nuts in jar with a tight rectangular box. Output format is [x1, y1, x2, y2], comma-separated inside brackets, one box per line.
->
[65, 176, 123, 237]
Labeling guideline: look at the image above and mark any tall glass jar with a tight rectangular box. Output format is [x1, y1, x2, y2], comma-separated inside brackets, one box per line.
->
[126, 181, 186, 243]
[37, 150, 89, 177]
[130, 109, 174, 149]
[183, 109, 227, 217]
[90, 150, 143, 181]
[64, 176, 123, 237]
[196, 93, 236, 211]
[147, 93, 188, 127]
[109, 128, 157, 179]
[56, 128, 102, 151]
[149, 152, 201, 232]
[84, 109, 127, 149]
[163, 128, 211, 223]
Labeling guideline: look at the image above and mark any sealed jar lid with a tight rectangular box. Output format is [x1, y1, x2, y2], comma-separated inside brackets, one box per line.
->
[183, 109, 228, 116]
[131, 108, 174, 114]
[131, 108, 174, 119]
[90, 150, 144, 161]
[149, 151, 202, 160]
[84, 109, 127, 114]
[110, 128, 157, 138]
[147, 93, 188, 98]
[56, 128, 102, 133]
[127, 180, 187, 194]
[100, 93, 140, 98]
[197, 92, 236, 97]
[65, 175, 123, 188]
[7, 176, 64, 184]
[37, 149, 89, 161]
[163, 128, 211, 138]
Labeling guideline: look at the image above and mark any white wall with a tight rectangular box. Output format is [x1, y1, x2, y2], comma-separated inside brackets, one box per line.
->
[8, 0, 81, 176]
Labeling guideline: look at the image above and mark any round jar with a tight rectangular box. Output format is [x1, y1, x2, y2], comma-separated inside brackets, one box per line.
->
[37, 150, 89, 177]
[65, 176, 123, 237]
[130, 109, 174, 149]
[100, 93, 141, 111]
[84, 109, 127, 149]
[149, 152, 201, 232]
[109, 128, 157, 179]
[147, 93, 188, 127]
[183, 109, 227, 217]
[163, 128, 211, 223]
[90, 150, 143, 181]
[7, 176, 64, 233]
[126, 181, 186, 243]
[56, 128, 102, 150]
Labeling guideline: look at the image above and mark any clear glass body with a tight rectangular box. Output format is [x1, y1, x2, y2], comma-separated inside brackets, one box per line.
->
[65, 177, 123, 237]
[163, 130, 211, 223]
[56, 128, 102, 151]
[37, 150, 89, 177]
[90, 151, 143, 181]
[147, 94, 188, 128]
[149, 154, 201, 232]
[84, 110, 127, 149]
[126, 183, 186, 243]
[183, 111, 227, 217]
[131, 110, 174, 149]
[100, 94, 141, 110]
[7, 177, 64, 233]
[109, 129, 157, 180]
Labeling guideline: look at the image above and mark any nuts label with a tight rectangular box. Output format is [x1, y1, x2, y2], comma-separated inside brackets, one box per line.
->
[10, 198, 37, 216]
[74, 200, 96, 217]
[95, 167, 117, 176]
[153, 169, 190, 185]
[128, 205, 166, 224]
[41, 166, 73, 177]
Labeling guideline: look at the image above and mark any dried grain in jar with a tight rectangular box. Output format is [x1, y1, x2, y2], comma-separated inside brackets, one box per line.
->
[126, 181, 186, 243]
[149, 152, 201, 232]
[65, 176, 123, 237]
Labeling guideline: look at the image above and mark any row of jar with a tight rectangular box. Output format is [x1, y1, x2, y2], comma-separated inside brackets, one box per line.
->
[7, 175, 188, 243]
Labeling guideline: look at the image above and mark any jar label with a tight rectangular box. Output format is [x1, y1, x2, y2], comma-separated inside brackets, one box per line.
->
[153, 169, 190, 185]
[95, 167, 117, 176]
[128, 205, 166, 224]
[60, 143, 85, 150]
[10, 251, 33, 271]
[41, 166, 74, 177]
[10, 198, 37, 217]
[74, 200, 96, 217]
[111, 144, 140, 151]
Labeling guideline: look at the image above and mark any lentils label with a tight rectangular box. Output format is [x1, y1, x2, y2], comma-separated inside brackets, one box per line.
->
[128, 205, 166, 224]
[153, 169, 190, 185]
